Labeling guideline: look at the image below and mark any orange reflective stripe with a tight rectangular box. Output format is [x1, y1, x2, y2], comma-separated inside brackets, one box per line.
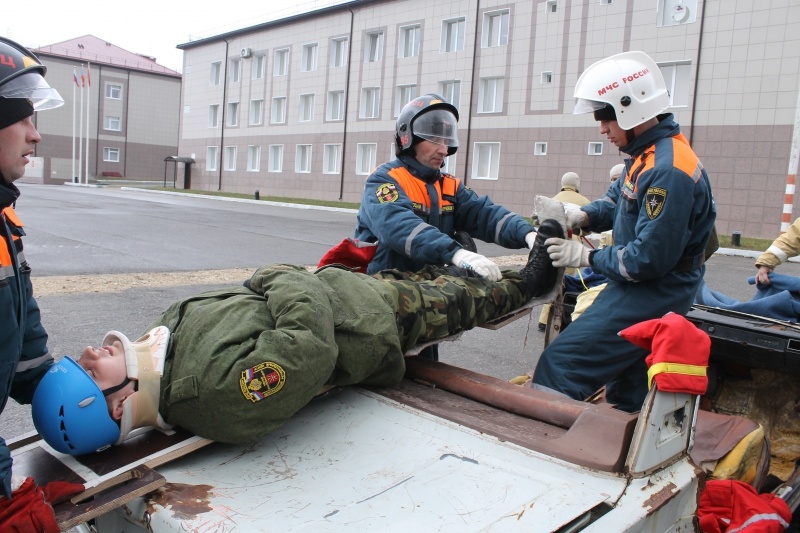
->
[2, 207, 23, 227]
[1, 207, 24, 268]
[671, 134, 702, 182]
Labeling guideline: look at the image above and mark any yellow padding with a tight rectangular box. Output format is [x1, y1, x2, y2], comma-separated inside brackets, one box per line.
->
[647, 362, 707, 389]
[711, 425, 766, 486]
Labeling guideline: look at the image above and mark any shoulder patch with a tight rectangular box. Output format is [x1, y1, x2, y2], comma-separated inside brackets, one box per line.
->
[240, 362, 285, 402]
[376, 183, 399, 203]
[645, 187, 667, 220]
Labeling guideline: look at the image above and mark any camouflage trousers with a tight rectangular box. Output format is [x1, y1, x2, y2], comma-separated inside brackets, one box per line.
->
[373, 265, 535, 353]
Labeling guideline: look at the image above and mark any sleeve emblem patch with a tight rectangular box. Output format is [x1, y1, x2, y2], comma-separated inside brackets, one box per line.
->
[240, 362, 285, 402]
[376, 183, 399, 203]
[645, 187, 667, 220]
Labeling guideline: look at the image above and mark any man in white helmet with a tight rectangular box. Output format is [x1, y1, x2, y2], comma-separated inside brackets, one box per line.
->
[533, 51, 716, 412]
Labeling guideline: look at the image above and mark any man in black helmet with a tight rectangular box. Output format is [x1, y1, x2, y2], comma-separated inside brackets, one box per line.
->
[0, 37, 79, 531]
[354, 94, 560, 360]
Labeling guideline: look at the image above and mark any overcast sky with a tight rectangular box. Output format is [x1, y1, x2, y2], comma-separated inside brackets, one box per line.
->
[6, 0, 349, 73]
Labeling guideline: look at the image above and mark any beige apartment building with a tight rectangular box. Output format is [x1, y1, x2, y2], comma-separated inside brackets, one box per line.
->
[177, 0, 800, 239]
[26, 35, 181, 184]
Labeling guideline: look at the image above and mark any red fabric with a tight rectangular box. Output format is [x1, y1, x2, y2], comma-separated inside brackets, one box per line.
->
[618, 311, 710, 394]
[318, 238, 378, 273]
[0, 477, 82, 533]
[698, 480, 791, 532]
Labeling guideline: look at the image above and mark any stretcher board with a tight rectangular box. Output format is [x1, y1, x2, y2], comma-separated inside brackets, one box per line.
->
[9, 427, 212, 530]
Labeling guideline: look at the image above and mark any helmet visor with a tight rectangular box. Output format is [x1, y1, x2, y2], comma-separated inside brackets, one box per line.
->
[1, 72, 64, 110]
[413, 109, 458, 147]
[573, 98, 606, 115]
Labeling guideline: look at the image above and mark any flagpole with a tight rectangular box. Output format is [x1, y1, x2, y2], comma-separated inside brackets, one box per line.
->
[71, 69, 76, 183]
[78, 64, 84, 185]
[85, 62, 91, 185]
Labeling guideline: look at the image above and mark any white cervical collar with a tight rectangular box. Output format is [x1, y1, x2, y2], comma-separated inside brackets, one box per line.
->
[101, 326, 172, 445]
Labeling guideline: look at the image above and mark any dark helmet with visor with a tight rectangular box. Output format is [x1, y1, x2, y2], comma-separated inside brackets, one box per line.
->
[395, 93, 459, 156]
[0, 37, 64, 111]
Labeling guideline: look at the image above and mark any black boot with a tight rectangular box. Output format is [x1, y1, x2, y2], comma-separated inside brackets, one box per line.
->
[519, 219, 564, 296]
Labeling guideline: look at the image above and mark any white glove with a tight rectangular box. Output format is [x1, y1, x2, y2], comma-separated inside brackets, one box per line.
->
[545, 238, 590, 268]
[524, 231, 537, 249]
[451, 249, 502, 281]
[565, 208, 588, 230]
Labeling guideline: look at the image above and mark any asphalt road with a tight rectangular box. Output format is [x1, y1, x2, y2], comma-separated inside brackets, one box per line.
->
[4, 183, 799, 440]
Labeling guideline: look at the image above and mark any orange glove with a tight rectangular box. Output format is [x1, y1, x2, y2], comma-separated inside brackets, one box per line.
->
[0, 477, 84, 533]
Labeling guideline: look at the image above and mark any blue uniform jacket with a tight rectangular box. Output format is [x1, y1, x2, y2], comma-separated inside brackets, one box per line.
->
[0, 182, 52, 498]
[582, 114, 716, 282]
[354, 154, 534, 274]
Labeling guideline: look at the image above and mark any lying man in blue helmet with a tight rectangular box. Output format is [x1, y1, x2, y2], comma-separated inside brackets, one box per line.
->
[354, 93, 547, 361]
[32, 239, 563, 455]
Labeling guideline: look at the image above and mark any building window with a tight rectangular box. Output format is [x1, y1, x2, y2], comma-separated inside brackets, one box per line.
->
[472, 143, 500, 180]
[659, 61, 692, 108]
[299, 94, 314, 122]
[249, 99, 263, 125]
[269, 145, 283, 172]
[227, 102, 239, 127]
[252, 54, 266, 79]
[395, 84, 417, 116]
[230, 58, 241, 82]
[534, 142, 547, 156]
[588, 142, 603, 155]
[247, 145, 260, 171]
[365, 31, 384, 63]
[208, 104, 219, 128]
[541, 71, 553, 84]
[483, 10, 509, 48]
[330, 37, 348, 67]
[274, 48, 289, 76]
[224, 146, 237, 171]
[478, 77, 504, 113]
[327, 90, 344, 121]
[323, 144, 341, 174]
[547, 0, 558, 13]
[356, 143, 377, 175]
[210, 61, 221, 85]
[105, 83, 122, 99]
[271, 97, 286, 124]
[442, 154, 455, 174]
[206, 146, 218, 171]
[441, 17, 465, 53]
[104, 115, 121, 131]
[399, 25, 420, 58]
[360, 87, 380, 118]
[103, 147, 120, 162]
[295, 144, 312, 173]
[438, 80, 461, 111]
[302, 43, 318, 72]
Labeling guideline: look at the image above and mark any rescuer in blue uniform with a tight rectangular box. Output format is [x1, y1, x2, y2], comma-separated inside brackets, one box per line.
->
[533, 51, 716, 412]
[354, 94, 538, 360]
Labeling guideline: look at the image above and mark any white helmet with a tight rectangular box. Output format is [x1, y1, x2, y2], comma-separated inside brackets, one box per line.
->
[573, 51, 669, 130]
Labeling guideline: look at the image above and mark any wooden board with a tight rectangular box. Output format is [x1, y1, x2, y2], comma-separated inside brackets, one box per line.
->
[9, 428, 212, 530]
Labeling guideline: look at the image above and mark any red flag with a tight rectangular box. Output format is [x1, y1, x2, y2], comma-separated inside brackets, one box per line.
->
[72, 68, 80, 87]
[80, 66, 86, 87]
[86, 64, 91, 87]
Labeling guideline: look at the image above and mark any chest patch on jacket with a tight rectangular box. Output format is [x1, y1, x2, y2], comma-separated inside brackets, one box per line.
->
[375, 183, 399, 203]
[645, 187, 667, 220]
[240, 362, 285, 402]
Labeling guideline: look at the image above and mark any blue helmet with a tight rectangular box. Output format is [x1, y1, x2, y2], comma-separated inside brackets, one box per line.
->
[32, 357, 120, 455]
